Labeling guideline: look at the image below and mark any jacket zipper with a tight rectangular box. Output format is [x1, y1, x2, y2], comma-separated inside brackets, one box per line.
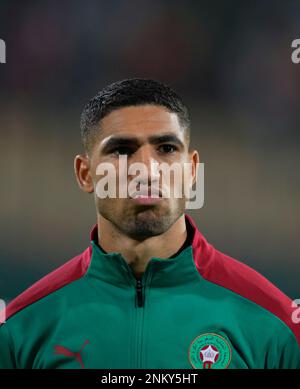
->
[133, 277, 146, 368]
[136, 278, 144, 308]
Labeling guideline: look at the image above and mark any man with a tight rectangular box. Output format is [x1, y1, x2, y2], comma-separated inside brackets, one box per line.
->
[0, 78, 299, 369]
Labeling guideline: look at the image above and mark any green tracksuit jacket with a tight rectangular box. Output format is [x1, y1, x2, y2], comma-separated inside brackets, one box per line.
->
[0, 215, 299, 369]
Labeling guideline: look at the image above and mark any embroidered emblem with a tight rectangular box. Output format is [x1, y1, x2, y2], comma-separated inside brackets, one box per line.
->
[188, 333, 231, 369]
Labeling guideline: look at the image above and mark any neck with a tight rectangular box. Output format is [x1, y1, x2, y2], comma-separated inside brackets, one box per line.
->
[97, 214, 187, 278]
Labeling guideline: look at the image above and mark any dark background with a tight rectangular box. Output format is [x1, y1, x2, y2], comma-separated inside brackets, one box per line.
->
[0, 0, 299, 301]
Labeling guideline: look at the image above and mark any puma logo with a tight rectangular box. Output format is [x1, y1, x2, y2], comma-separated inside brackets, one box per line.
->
[54, 340, 89, 368]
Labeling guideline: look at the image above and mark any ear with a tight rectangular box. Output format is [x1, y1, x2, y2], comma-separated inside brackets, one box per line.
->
[189, 149, 200, 186]
[74, 154, 94, 193]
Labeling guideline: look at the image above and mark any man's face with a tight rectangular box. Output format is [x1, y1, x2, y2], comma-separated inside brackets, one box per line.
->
[87, 104, 197, 241]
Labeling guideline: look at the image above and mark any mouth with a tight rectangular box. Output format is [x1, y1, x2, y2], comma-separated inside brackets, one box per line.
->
[130, 195, 164, 205]
[129, 188, 164, 205]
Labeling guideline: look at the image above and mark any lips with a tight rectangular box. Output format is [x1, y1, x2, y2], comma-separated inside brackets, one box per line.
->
[129, 187, 164, 204]
[130, 187, 162, 199]
[130, 196, 163, 205]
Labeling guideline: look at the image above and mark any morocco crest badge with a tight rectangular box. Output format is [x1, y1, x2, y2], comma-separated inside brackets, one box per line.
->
[188, 333, 232, 369]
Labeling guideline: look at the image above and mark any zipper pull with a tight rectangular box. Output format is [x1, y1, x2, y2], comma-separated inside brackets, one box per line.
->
[136, 278, 144, 308]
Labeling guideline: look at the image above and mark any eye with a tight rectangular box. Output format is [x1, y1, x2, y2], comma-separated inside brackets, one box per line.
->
[158, 144, 177, 154]
[111, 147, 134, 156]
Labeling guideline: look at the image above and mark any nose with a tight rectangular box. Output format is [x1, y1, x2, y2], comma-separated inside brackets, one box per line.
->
[129, 145, 160, 185]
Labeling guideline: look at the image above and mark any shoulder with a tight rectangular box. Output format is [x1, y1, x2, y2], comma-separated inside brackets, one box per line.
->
[192, 228, 300, 346]
[4, 246, 92, 322]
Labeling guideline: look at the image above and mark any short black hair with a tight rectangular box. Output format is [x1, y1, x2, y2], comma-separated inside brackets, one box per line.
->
[80, 78, 190, 153]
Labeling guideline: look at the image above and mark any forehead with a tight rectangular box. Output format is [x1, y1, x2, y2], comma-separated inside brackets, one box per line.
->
[99, 104, 182, 139]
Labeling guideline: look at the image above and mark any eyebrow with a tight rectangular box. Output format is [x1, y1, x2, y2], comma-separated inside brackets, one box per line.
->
[101, 133, 185, 153]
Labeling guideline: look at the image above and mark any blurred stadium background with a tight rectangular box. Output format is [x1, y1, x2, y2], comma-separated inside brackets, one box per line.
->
[0, 0, 299, 302]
